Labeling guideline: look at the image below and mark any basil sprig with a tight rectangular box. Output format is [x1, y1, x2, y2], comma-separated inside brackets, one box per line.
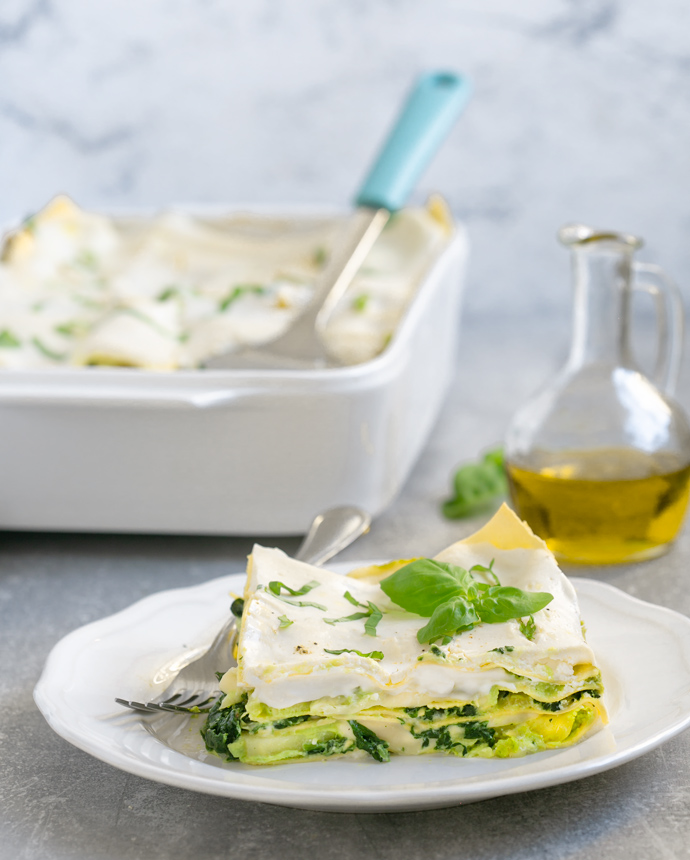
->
[380, 559, 553, 644]
[442, 448, 507, 519]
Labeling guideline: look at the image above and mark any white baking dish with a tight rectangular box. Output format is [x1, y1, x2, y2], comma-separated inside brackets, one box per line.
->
[0, 211, 468, 535]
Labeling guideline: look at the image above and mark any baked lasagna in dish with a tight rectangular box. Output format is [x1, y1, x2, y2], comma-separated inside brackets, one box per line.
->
[0, 195, 450, 370]
[202, 505, 607, 764]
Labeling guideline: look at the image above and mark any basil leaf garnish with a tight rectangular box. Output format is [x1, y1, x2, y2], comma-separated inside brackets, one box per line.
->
[323, 611, 371, 626]
[469, 559, 500, 586]
[416, 596, 479, 644]
[343, 590, 366, 608]
[442, 448, 508, 519]
[324, 648, 383, 660]
[268, 579, 320, 597]
[157, 285, 181, 302]
[219, 284, 265, 312]
[474, 587, 553, 624]
[380, 557, 553, 644]
[519, 615, 537, 641]
[380, 559, 476, 616]
[351, 293, 369, 312]
[0, 329, 21, 348]
[364, 602, 383, 637]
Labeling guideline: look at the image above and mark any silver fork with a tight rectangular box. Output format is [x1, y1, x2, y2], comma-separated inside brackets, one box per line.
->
[115, 506, 371, 715]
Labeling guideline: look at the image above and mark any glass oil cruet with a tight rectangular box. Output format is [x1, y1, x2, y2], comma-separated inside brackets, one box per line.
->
[505, 224, 690, 565]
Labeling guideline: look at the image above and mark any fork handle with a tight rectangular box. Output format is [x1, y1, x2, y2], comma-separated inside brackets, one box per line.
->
[295, 506, 371, 566]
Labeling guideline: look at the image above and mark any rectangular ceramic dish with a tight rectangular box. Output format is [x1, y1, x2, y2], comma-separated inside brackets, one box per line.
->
[0, 208, 468, 535]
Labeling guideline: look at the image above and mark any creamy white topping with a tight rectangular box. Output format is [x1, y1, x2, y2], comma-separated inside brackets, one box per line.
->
[0, 196, 449, 370]
[236, 544, 597, 710]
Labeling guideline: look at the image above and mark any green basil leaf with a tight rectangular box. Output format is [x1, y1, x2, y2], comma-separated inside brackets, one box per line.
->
[469, 559, 500, 587]
[351, 293, 369, 313]
[416, 596, 480, 644]
[380, 559, 475, 616]
[324, 648, 383, 660]
[364, 602, 383, 637]
[323, 611, 371, 626]
[442, 448, 507, 519]
[0, 329, 21, 348]
[268, 579, 320, 597]
[483, 448, 505, 470]
[380, 554, 553, 646]
[55, 320, 88, 338]
[277, 615, 293, 628]
[219, 284, 265, 312]
[474, 587, 553, 624]
[519, 615, 537, 640]
[157, 285, 181, 302]
[343, 590, 366, 608]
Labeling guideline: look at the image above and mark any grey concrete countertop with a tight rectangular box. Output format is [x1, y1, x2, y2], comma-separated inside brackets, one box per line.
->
[2, 317, 690, 860]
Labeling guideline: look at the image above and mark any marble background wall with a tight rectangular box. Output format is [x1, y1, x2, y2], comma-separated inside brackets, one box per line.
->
[1, 0, 689, 322]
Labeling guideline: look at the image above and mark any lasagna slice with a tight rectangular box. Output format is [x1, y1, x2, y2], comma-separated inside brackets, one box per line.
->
[202, 505, 606, 765]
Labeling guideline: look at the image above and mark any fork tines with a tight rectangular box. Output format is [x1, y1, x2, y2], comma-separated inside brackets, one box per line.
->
[115, 692, 216, 715]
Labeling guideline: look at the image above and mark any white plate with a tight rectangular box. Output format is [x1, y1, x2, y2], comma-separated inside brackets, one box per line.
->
[34, 563, 690, 813]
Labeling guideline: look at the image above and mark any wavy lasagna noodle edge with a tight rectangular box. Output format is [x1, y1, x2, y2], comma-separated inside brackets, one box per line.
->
[203, 505, 607, 765]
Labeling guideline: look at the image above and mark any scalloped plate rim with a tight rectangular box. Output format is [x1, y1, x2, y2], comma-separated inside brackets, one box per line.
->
[34, 563, 690, 812]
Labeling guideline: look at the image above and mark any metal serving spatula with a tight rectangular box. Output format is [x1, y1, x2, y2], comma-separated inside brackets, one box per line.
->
[204, 70, 471, 371]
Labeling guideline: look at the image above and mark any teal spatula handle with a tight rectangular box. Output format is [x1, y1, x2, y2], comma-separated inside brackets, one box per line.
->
[354, 71, 471, 212]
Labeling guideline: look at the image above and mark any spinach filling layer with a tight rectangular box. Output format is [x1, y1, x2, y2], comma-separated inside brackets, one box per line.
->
[200, 687, 604, 765]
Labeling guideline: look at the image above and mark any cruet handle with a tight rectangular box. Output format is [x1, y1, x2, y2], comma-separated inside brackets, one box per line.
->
[632, 262, 685, 396]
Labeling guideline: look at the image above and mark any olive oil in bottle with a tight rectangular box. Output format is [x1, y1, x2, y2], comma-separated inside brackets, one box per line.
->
[504, 224, 690, 565]
[507, 449, 690, 564]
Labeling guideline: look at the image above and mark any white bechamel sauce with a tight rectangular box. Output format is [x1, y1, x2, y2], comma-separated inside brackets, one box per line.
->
[236, 544, 598, 710]
[0, 196, 448, 370]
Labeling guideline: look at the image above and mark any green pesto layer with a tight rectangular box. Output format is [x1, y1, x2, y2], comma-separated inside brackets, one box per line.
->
[201, 686, 604, 766]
